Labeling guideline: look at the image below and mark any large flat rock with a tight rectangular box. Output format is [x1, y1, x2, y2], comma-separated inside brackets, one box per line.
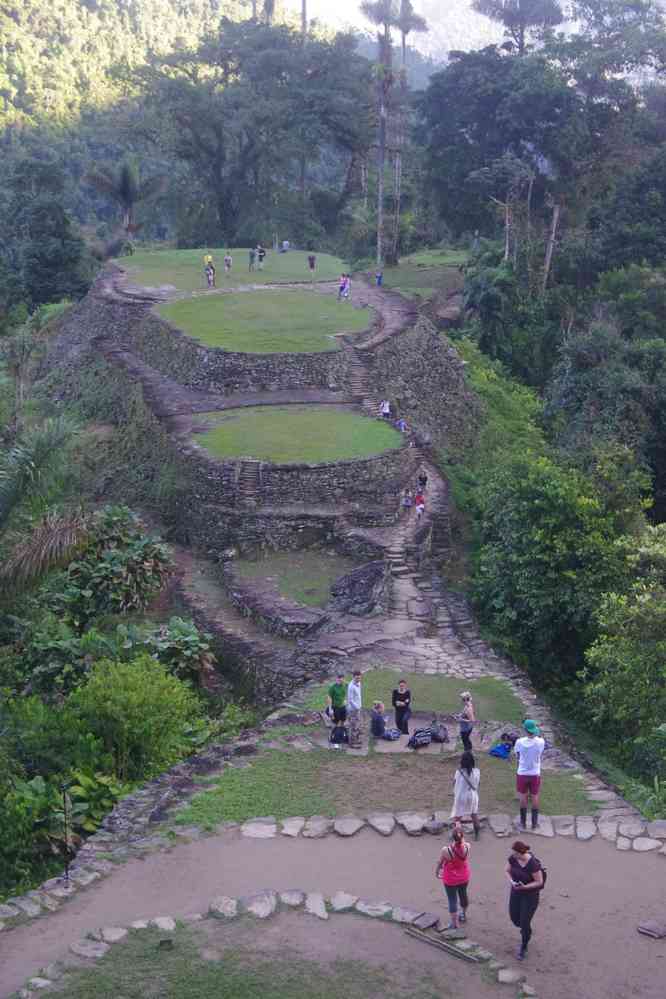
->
[395, 811, 428, 836]
[242, 890, 278, 919]
[241, 819, 277, 839]
[329, 891, 358, 912]
[488, 813, 511, 837]
[633, 837, 662, 852]
[647, 820, 666, 839]
[334, 816, 365, 837]
[355, 899, 393, 918]
[281, 817, 305, 838]
[367, 813, 396, 836]
[302, 816, 333, 839]
[305, 893, 328, 920]
[576, 816, 597, 841]
[70, 939, 110, 959]
[210, 896, 238, 919]
[552, 815, 575, 837]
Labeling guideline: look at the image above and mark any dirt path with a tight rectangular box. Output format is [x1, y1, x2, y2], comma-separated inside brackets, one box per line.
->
[2, 832, 663, 999]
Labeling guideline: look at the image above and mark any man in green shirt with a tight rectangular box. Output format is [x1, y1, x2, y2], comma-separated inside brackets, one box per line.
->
[327, 673, 347, 724]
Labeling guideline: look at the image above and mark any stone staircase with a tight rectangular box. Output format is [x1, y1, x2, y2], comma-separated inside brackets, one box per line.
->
[235, 459, 262, 504]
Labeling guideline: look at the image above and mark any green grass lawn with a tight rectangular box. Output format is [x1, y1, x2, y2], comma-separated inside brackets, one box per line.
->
[175, 747, 595, 830]
[158, 290, 373, 353]
[401, 248, 469, 267]
[381, 263, 463, 301]
[235, 550, 358, 607]
[47, 924, 461, 999]
[121, 248, 346, 291]
[303, 671, 525, 724]
[195, 406, 402, 463]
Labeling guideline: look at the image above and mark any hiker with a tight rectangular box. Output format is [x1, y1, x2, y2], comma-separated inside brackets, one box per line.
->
[337, 273, 346, 301]
[402, 489, 413, 512]
[506, 840, 544, 961]
[203, 253, 216, 287]
[375, 270, 383, 287]
[371, 701, 387, 738]
[307, 253, 316, 278]
[257, 244, 266, 270]
[326, 672, 347, 725]
[346, 669, 363, 747]
[396, 417, 408, 433]
[435, 825, 471, 931]
[418, 470, 428, 492]
[415, 491, 425, 519]
[457, 691, 475, 752]
[342, 273, 351, 300]
[513, 719, 546, 830]
[249, 247, 256, 271]
[223, 252, 233, 274]
[281, 239, 290, 253]
[392, 679, 412, 735]
[380, 399, 391, 419]
[451, 751, 481, 840]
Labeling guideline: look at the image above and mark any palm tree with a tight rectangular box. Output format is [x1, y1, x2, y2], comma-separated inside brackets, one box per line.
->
[389, 0, 427, 262]
[264, 0, 275, 25]
[85, 161, 166, 235]
[0, 328, 42, 428]
[301, 0, 307, 35]
[0, 417, 91, 587]
[361, 0, 399, 270]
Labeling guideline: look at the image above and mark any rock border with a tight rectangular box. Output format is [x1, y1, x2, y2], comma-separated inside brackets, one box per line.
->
[14, 886, 538, 999]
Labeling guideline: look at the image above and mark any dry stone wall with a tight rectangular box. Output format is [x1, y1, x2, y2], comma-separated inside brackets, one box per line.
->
[129, 310, 350, 394]
[367, 315, 481, 459]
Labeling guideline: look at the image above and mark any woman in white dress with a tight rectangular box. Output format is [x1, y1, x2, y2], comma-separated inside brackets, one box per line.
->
[451, 751, 481, 840]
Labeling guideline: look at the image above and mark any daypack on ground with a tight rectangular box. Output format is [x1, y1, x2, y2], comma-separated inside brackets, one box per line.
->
[408, 728, 432, 749]
[330, 725, 349, 745]
[429, 720, 449, 743]
[383, 728, 401, 741]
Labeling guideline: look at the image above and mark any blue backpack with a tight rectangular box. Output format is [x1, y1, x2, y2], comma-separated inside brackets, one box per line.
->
[383, 728, 401, 741]
[489, 742, 511, 759]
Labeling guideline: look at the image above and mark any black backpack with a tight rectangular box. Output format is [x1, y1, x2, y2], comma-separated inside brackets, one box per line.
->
[330, 725, 349, 745]
[534, 859, 547, 889]
[429, 719, 449, 744]
[408, 728, 432, 749]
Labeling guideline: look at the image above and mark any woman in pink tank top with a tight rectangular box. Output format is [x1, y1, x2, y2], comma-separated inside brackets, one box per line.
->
[435, 825, 472, 930]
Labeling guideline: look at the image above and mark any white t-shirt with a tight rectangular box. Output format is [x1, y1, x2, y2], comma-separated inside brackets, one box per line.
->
[514, 736, 545, 776]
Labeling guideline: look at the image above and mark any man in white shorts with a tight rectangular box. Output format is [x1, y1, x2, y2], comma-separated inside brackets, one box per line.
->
[513, 719, 545, 830]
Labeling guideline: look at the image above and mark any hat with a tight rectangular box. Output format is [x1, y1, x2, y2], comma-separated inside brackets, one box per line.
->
[523, 719, 540, 736]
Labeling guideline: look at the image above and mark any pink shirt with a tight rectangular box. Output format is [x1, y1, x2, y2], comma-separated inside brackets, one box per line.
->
[441, 842, 470, 886]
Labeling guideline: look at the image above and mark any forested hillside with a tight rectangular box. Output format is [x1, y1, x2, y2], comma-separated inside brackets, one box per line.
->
[0, 0, 246, 123]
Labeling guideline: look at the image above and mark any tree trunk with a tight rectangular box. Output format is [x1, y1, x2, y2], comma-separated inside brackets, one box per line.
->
[525, 173, 534, 286]
[504, 201, 510, 262]
[542, 199, 562, 293]
[377, 96, 386, 269]
[301, 0, 307, 36]
[252, 0, 257, 18]
[361, 157, 368, 211]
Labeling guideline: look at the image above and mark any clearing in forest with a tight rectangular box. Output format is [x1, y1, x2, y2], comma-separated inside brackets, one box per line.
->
[193, 405, 403, 463]
[234, 549, 360, 607]
[158, 289, 373, 352]
[122, 248, 346, 291]
[380, 248, 466, 300]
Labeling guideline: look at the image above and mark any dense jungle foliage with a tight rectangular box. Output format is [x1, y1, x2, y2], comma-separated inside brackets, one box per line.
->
[3, 0, 666, 896]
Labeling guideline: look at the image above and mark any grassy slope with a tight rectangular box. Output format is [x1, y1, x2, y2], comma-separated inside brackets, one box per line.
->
[158, 290, 373, 353]
[235, 550, 358, 607]
[380, 248, 466, 300]
[195, 406, 403, 463]
[176, 748, 594, 828]
[122, 248, 345, 291]
[49, 925, 457, 999]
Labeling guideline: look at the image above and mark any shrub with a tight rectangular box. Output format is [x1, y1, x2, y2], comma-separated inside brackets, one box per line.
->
[0, 696, 106, 778]
[69, 654, 202, 781]
[47, 506, 173, 631]
[145, 616, 217, 683]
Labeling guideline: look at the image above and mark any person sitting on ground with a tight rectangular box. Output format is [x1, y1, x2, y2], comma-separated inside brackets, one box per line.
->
[451, 751, 481, 840]
[371, 701, 387, 738]
[436, 824, 472, 930]
[327, 672, 347, 725]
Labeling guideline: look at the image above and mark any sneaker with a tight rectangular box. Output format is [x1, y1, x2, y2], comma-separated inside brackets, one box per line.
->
[516, 946, 527, 961]
[459, 911, 467, 924]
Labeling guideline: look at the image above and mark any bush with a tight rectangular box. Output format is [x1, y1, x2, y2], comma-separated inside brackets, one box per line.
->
[69, 654, 202, 780]
[145, 616, 217, 683]
[0, 696, 106, 778]
[47, 506, 173, 631]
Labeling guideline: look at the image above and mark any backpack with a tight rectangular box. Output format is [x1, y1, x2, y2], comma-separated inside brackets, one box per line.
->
[429, 720, 449, 744]
[383, 728, 401, 741]
[534, 859, 547, 889]
[408, 728, 432, 749]
[489, 743, 511, 759]
[330, 725, 349, 745]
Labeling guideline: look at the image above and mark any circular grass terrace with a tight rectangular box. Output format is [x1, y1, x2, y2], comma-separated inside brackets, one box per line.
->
[194, 405, 403, 464]
[121, 247, 346, 292]
[158, 289, 373, 353]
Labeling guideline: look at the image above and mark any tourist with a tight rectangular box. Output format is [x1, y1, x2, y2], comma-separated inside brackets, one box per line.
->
[346, 669, 363, 748]
[342, 273, 351, 301]
[451, 751, 481, 840]
[402, 488, 413, 512]
[375, 270, 383, 287]
[249, 247, 256, 271]
[307, 253, 316, 279]
[380, 399, 391, 419]
[223, 252, 233, 275]
[203, 252, 216, 287]
[506, 840, 544, 961]
[418, 470, 428, 492]
[371, 701, 387, 738]
[513, 719, 546, 830]
[257, 244, 266, 270]
[337, 273, 346, 301]
[435, 825, 471, 930]
[327, 672, 347, 725]
[414, 491, 425, 519]
[457, 691, 475, 752]
[396, 417, 408, 433]
[282, 239, 290, 253]
[391, 678, 412, 735]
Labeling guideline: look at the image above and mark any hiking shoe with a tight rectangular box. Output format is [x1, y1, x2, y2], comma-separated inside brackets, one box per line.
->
[459, 911, 467, 924]
[516, 946, 527, 961]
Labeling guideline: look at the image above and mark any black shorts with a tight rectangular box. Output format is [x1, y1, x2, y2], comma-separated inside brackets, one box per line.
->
[332, 705, 347, 724]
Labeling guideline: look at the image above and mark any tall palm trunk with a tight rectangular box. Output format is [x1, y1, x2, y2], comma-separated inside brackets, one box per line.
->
[301, 0, 307, 35]
[389, 34, 407, 265]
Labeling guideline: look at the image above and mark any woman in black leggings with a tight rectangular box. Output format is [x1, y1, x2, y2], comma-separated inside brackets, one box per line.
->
[506, 840, 544, 961]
